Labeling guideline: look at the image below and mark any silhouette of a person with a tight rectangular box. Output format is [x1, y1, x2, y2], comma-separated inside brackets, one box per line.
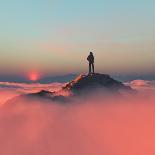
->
[87, 52, 94, 74]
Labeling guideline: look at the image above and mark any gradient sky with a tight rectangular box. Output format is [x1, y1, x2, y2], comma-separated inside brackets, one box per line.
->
[0, 0, 155, 80]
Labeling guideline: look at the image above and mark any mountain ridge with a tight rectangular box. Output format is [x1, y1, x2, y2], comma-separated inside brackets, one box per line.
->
[5, 73, 134, 104]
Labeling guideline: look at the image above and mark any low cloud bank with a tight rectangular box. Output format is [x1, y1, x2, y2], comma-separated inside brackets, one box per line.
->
[125, 80, 155, 90]
[0, 80, 155, 155]
[0, 82, 64, 104]
[0, 82, 64, 92]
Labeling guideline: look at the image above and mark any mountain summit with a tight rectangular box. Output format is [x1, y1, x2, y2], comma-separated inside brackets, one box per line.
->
[63, 73, 132, 94]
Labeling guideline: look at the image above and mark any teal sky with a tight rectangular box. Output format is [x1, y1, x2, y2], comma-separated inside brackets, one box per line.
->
[0, 0, 155, 79]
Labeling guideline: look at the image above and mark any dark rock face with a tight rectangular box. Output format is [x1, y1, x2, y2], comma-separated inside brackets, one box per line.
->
[24, 90, 69, 103]
[63, 73, 132, 94]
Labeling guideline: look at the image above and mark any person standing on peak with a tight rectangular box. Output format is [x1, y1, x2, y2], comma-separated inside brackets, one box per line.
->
[87, 52, 95, 74]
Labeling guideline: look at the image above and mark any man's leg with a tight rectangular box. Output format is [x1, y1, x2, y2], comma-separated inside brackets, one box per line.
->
[89, 63, 91, 74]
[92, 63, 94, 73]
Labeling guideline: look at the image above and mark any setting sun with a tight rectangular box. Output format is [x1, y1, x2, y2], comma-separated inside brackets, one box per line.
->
[29, 72, 39, 81]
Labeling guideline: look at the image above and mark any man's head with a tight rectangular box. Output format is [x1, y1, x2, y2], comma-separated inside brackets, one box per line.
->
[90, 52, 93, 55]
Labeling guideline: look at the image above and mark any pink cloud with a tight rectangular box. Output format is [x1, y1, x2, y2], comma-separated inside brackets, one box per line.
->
[125, 80, 155, 90]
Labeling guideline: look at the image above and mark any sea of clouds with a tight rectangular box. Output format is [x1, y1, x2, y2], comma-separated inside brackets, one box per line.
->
[0, 80, 155, 155]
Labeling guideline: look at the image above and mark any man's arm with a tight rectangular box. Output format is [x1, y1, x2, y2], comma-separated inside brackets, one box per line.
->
[87, 56, 89, 61]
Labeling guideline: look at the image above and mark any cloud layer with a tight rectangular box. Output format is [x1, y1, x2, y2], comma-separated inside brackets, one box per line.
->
[0, 80, 155, 155]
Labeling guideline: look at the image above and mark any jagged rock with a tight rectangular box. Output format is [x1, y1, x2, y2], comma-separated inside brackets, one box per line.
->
[27, 90, 54, 98]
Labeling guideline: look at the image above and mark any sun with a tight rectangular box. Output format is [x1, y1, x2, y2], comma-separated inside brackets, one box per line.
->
[29, 72, 39, 81]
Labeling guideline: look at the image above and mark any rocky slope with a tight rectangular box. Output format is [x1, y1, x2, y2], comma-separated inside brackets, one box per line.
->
[63, 73, 132, 94]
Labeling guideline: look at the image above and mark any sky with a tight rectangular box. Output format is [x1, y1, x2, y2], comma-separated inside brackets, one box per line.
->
[0, 0, 155, 81]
